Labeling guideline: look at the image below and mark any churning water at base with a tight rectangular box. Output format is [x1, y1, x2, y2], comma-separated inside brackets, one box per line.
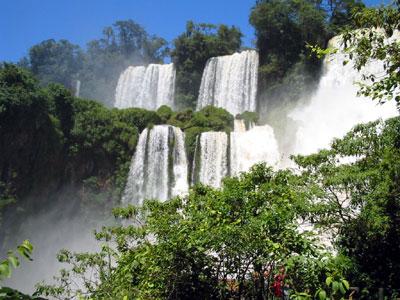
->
[230, 120, 280, 176]
[196, 50, 259, 116]
[289, 35, 399, 155]
[114, 63, 176, 110]
[122, 125, 188, 206]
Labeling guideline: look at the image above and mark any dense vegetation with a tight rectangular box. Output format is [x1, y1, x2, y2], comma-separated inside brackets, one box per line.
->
[32, 116, 400, 299]
[250, 0, 365, 104]
[0, 63, 234, 247]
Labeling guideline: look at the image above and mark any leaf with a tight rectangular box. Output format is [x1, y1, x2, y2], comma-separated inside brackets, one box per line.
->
[7, 254, 19, 268]
[325, 276, 332, 286]
[0, 262, 11, 278]
[319, 289, 327, 300]
[332, 281, 339, 294]
[342, 279, 350, 290]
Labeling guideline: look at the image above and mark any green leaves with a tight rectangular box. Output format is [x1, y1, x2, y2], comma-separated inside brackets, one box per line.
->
[0, 240, 33, 281]
[17, 240, 34, 261]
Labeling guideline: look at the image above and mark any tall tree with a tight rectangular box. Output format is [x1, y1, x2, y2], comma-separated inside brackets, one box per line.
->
[250, 0, 328, 90]
[26, 39, 83, 90]
[172, 22, 242, 109]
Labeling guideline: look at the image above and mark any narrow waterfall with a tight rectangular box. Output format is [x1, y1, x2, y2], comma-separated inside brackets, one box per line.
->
[192, 132, 229, 188]
[114, 63, 176, 110]
[74, 80, 81, 97]
[230, 120, 280, 176]
[196, 50, 259, 116]
[122, 125, 188, 206]
[289, 35, 398, 155]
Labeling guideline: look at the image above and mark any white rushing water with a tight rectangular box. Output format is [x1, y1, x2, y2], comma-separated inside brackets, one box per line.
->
[192, 120, 280, 187]
[122, 125, 188, 206]
[192, 132, 229, 188]
[114, 63, 176, 110]
[230, 120, 280, 176]
[289, 34, 399, 155]
[196, 50, 259, 115]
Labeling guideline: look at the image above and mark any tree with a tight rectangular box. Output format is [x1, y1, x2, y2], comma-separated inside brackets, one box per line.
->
[339, 4, 400, 108]
[36, 164, 329, 299]
[26, 39, 83, 90]
[326, 0, 365, 34]
[172, 22, 242, 109]
[20, 20, 168, 106]
[293, 116, 400, 292]
[250, 0, 328, 90]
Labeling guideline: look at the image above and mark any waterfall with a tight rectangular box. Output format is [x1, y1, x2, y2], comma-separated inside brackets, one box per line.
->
[192, 121, 280, 188]
[122, 125, 188, 206]
[114, 63, 176, 110]
[74, 80, 81, 97]
[230, 120, 280, 176]
[289, 35, 398, 155]
[196, 50, 259, 116]
[192, 132, 229, 188]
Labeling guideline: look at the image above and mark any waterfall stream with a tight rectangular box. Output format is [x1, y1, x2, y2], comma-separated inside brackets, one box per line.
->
[114, 63, 176, 110]
[289, 35, 398, 155]
[121, 34, 399, 202]
[197, 50, 259, 115]
[122, 125, 188, 206]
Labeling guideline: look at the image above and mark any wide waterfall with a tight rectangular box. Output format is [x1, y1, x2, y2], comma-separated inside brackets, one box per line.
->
[289, 35, 398, 155]
[122, 125, 188, 206]
[230, 120, 280, 176]
[192, 120, 280, 187]
[114, 63, 176, 110]
[196, 50, 259, 116]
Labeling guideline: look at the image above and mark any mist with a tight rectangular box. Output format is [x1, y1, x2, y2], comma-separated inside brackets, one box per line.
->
[2, 187, 114, 294]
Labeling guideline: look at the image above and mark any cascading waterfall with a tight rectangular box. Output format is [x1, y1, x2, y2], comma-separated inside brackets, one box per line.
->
[230, 120, 280, 176]
[114, 63, 176, 110]
[192, 120, 280, 188]
[289, 34, 399, 155]
[192, 132, 229, 188]
[122, 125, 188, 206]
[196, 50, 259, 116]
[119, 32, 399, 199]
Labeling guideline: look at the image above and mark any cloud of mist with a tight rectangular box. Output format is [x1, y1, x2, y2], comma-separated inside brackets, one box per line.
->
[2, 187, 113, 295]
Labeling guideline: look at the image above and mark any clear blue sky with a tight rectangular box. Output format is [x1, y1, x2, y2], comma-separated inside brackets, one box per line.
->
[0, 0, 385, 62]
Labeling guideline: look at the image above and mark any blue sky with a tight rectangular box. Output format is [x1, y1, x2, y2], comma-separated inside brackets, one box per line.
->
[0, 0, 386, 62]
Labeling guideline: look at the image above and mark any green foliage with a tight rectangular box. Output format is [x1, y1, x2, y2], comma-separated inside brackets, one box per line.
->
[37, 164, 324, 299]
[250, 0, 328, 91]
[169, 105, 234, 165]
[156, 105, 173, 123]
[0, 65, 161, 249]
[293, 116, 400, 291]
[25, 39, 83, 90]
[21, 20, 168, 106]
[0, 240, 33, 281]
[327, 0, 365, 34]
[236, 111, 259, 128]
[0, 63, 64, 206]
[339, 4, 400, 107]
[172, 21, 242, 108]
[0, 287, 46, 300]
